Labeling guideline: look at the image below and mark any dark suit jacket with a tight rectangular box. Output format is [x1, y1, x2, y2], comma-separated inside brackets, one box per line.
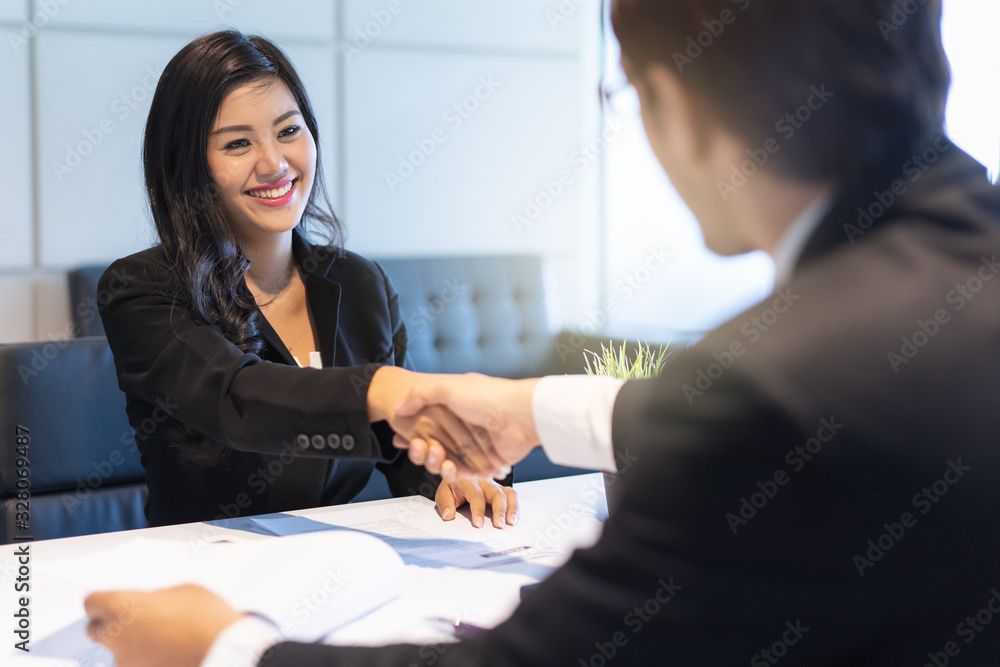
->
[260, 144, 1000, 665]
[100, 232, 441, 526]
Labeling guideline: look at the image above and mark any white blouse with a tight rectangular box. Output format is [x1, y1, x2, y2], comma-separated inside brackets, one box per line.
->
[292, 350, 323, 369]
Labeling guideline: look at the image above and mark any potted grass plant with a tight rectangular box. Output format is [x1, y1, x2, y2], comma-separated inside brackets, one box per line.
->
[583, 340, 671, 513]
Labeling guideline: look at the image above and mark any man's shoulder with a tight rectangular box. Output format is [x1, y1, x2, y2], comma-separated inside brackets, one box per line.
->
[724, 210, 997, 354]
[684, 211, 1000, 429]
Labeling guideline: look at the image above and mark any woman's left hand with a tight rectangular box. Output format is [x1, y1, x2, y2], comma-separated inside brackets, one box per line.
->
[435, 478, 518, 529]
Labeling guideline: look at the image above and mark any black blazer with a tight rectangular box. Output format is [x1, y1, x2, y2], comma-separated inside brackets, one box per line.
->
[261, 145, 1000, 665]
[100, 232, 440, 526]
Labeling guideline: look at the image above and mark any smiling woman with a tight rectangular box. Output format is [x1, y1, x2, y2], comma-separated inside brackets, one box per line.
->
[208, 85, 315, 237]
[98, 31, 517, 529]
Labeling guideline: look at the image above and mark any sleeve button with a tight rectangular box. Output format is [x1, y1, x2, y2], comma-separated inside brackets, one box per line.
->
[342, 434, 355, 451]
[327, 434, 341, 449]
[311, 435, 326, 450]
[295, 434, 310, 449]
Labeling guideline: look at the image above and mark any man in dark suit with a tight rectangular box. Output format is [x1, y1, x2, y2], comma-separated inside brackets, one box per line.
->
[86, 0, 1000, 664]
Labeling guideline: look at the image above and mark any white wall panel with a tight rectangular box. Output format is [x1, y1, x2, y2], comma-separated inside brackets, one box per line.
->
[0, 0, 26, 22]
[35, 272, 71, 341]
[0, 276, 35, 343]
[343, 51, 585, 257]
[341, 0, 586, 54]
[0, 33, 33, 269]
[282, 43, 338, 206]
[15, 2, 596, 341]
[45, 0, 334, 42]
[36, 31, 184, 267]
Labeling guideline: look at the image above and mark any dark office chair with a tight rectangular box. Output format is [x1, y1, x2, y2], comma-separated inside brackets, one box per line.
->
[0, 337, 147, 543]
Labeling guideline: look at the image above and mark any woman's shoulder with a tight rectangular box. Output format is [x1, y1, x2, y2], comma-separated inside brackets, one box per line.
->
[98, 244, 173, 293]
[323, 248, 392, 288]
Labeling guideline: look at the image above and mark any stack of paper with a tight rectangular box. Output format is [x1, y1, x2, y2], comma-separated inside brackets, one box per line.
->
[24, 531, 405, 663]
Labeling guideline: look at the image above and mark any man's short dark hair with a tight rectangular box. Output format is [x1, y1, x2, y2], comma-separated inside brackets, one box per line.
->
[611, 0, 952, 184]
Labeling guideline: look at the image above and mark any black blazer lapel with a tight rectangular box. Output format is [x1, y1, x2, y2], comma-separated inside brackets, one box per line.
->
[293, 231, 342, 369]
[255, 311, 297, 365]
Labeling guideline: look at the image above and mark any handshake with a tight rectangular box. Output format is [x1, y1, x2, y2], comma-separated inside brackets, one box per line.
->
[366, 366, 543, 480]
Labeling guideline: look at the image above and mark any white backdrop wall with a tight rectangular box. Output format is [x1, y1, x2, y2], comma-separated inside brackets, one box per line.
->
[0, 0, 602, 343]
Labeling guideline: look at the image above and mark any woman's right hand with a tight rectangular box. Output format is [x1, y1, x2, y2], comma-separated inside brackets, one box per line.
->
[367, 367, 507, 478]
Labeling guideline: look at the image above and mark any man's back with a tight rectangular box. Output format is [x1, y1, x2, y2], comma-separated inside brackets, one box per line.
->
[599, 143, 1000, 664]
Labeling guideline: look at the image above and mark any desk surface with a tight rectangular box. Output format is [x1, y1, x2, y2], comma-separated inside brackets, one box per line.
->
[2, 473, 608, 663]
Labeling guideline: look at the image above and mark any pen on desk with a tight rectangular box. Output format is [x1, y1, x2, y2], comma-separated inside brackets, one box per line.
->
[430, 617, 489, 640]
[451, 619, 488, 640]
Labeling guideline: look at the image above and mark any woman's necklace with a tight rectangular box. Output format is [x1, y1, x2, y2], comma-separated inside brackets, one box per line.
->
[250, 265, 299, 307]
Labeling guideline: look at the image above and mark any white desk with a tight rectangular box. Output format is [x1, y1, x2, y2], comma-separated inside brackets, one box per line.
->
[1, 473, 608, 665]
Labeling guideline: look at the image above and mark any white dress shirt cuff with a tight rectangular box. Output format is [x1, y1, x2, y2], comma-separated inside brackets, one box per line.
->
[532, 375, 625, 473]
[201, 616, 282, 667]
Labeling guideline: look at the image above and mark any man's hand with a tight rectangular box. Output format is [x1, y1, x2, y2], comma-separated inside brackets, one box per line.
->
[392, 373, 542, 479]
[368, 367, 508, 477]
[435, 478, 519, 529]
[84, 584, 241, 667]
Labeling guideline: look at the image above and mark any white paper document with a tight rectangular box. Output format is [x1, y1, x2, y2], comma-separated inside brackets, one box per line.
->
[250, 496, 556, 569]
[21, 531, 405, 664]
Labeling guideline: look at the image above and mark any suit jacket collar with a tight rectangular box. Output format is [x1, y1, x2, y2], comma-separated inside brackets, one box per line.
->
[255, 230, 343, 368]
[794, 137, 990, 277]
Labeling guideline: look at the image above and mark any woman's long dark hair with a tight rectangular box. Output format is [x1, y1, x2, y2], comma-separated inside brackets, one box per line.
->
[143, 30, 343, 467]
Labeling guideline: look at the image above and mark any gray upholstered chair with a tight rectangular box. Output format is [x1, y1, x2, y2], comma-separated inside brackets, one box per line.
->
[0, 337, 147, 543]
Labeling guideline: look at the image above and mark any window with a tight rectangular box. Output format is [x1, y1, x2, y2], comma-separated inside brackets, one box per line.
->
[942, 0, 1000, 182]
[600, 0, 1000, 340]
